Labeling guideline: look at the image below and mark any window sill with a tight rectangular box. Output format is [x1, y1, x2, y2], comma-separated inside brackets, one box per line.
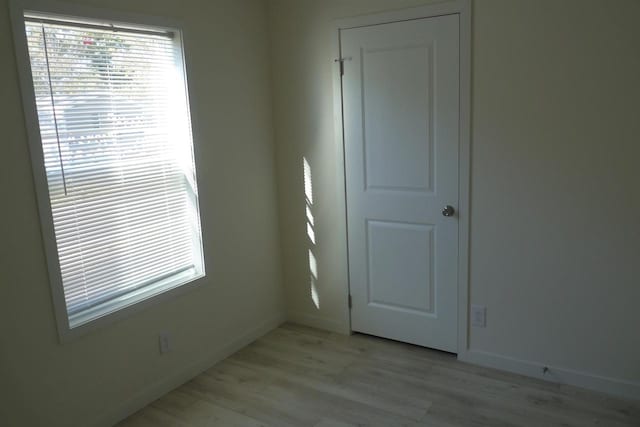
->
[59, 269, 206, 342]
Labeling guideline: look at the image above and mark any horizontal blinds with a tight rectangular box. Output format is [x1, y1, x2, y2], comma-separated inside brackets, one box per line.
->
[25, 17, 203, 318]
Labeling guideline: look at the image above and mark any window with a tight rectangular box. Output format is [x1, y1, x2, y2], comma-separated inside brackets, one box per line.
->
[12, 4, 204, 337]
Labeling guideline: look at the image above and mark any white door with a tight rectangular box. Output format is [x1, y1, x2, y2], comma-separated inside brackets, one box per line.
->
[342, 14, 459, 352]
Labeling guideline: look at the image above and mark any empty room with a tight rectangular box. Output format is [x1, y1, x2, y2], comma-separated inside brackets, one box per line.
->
[1, 0, 639, 426]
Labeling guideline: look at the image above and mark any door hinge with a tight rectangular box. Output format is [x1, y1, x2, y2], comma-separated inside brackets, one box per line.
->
[335, 58, 345, 76]
[348, 294, 352, 309]
[334, 57, 352, 76]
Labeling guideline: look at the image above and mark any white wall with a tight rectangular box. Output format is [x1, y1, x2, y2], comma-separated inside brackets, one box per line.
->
[268, 0, 640, 397]
[0, 0, 284, 426]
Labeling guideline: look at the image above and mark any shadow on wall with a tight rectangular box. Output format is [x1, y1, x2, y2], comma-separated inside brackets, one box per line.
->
[304, 157, 320, 309]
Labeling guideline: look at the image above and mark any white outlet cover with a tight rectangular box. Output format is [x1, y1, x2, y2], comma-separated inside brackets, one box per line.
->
[471, 305, 487, 328]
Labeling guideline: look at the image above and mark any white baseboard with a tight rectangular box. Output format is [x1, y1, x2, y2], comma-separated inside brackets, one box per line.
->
[458, 349, 640, 401]
[287, 310, 350, 334]
[93, 313, 286, 427]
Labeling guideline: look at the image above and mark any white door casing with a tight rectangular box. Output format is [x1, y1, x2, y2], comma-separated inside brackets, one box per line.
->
[342, 14, 460, 352]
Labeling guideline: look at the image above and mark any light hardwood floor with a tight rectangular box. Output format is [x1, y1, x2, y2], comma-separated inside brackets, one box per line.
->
[118, 324, 640, 427]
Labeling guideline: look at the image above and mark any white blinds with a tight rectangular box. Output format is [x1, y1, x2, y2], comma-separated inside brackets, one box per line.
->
[24, 16, 204, 327]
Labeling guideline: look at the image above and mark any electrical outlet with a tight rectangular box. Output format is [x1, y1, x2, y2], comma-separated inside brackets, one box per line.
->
[159, 332, 171, 354]
[471, 305, 487, 328]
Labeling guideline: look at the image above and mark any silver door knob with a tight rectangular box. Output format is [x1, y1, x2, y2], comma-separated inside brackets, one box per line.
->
[442, 205, 455, 217]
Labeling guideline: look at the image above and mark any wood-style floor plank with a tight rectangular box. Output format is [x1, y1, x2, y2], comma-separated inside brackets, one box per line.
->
[118, 323, 640, 427]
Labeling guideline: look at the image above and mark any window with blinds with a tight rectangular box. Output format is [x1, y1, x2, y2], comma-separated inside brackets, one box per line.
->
[22, 13, 204, 330]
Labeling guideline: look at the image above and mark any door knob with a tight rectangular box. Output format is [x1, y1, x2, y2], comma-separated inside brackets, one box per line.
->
[442, 205, 455, 217]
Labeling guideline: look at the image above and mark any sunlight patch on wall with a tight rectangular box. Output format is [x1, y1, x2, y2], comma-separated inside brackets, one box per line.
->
[306, 205, 316, 244]
[310, 277, 320, 310]
[306, 223, 316, 245]
[308, 249, 318, 280]
[306, 205, 314, 226]
[304, 157, 313, 205]
[304, 157, 319, 309]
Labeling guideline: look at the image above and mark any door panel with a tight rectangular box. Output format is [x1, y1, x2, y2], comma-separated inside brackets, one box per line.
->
[363, 44, 434, 192]
[367, 220, 434, 314]
[342, 14, 459, 352]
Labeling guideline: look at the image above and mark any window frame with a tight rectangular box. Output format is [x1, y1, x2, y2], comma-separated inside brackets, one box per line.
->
[10, 0, 207, 342]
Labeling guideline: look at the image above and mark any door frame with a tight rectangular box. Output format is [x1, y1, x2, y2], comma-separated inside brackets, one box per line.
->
[332, 0, 471, 355]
